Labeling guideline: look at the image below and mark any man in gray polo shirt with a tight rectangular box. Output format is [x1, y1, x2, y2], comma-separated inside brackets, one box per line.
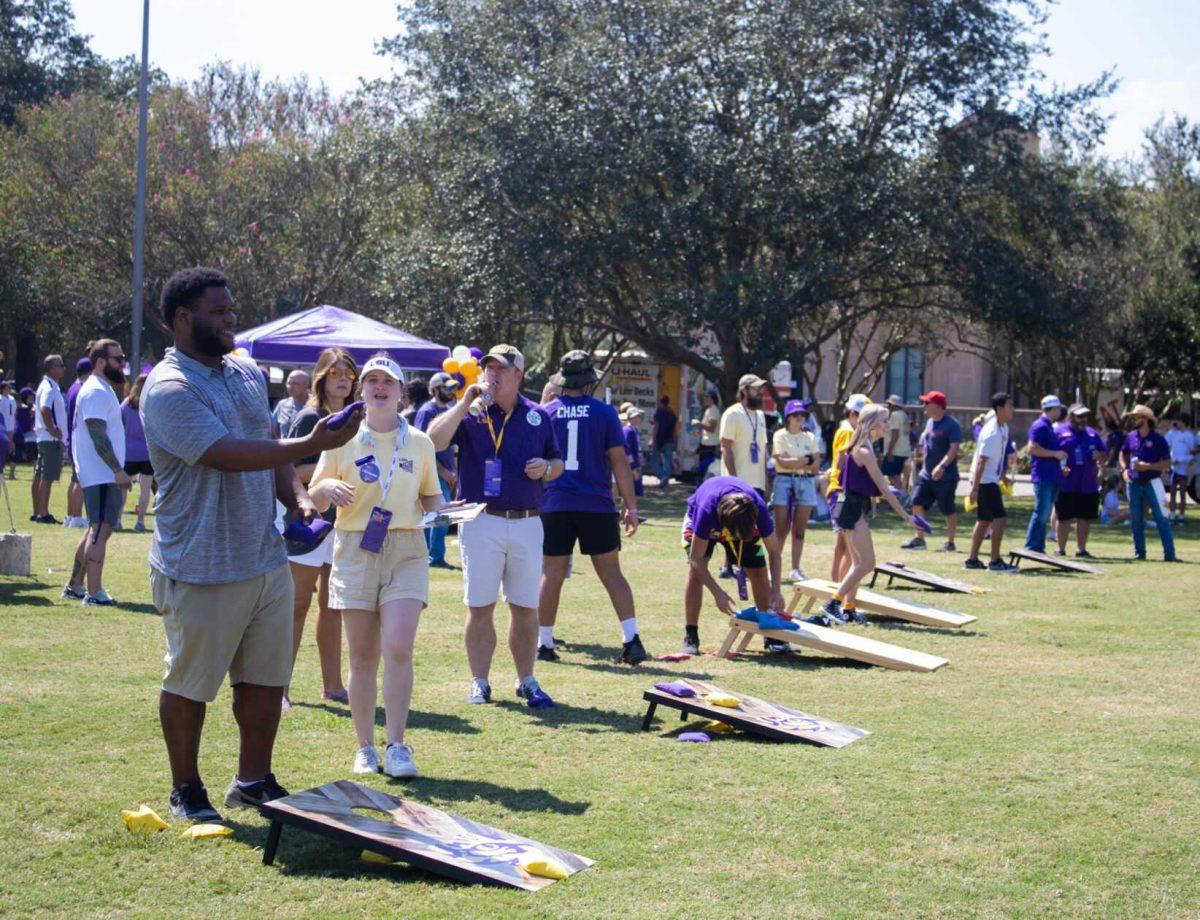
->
[142, 267, 361, 823]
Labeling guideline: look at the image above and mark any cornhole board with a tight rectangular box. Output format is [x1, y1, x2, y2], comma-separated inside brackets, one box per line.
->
[641, 679, 868, 747]
[260, 780, 593, 890]
[787, 578, 976, 629]
[716, 614, 948, 672]
[870, 561, 986, 595]
[1007, 547, 1103, 575]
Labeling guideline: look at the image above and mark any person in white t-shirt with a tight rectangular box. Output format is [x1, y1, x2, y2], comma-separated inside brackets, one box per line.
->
[31, 354, 67, 522]
[964, 393, 1019, 571]
[719, 374, 769, 494]
[1163, 417, 1197, 523]
[0, 381, 15, 480]
[691, 391, 722, 481]
[882, 394, 912, 493]
[62, 340, 130, 606]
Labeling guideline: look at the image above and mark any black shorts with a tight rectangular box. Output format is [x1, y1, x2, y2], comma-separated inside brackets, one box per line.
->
[542, 510, 621, 557]
[124, 459, 154, 477]
[912, 475, 957, 515]
[975, 483, 1007, 522]
[1055, 491, 1099, 521]
[834, 490, 873, 530]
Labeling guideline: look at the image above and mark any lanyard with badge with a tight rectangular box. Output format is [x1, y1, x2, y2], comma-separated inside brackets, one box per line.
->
[482, 407, 514, 498]
[355, 419, 408, 553]
[745, 406, 761, 464]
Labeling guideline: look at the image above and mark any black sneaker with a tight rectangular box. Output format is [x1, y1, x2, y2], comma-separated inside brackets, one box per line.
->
[900, 536, 926, 550]
[617, 634, 648, 665]
[681, 633, 700, 655]
[428, 560, 457, 570]
[820, 598, 848, 625]
[536, 643, 560, 662]
[1132, 554, 1146, 561]
[846, 607, 869, 625]
[937, 541, 957, 553]
[1074, 550, 1093, 559]
[1053, 549, 1066, 557]
[963, 557, 986, 570]
[169, 781, 222, 823]
[987, 559, 1018, 573]
[36, 514, 61, 525]
[224, 773, 289, 809]
[717, 566, 734, 579]
[763, 638, 793, 654]
[803, 614, 832, 627]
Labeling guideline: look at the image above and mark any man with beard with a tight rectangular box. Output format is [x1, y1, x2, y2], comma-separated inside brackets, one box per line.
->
[141, 268, 362, 823]
[61, 340, 131, 605]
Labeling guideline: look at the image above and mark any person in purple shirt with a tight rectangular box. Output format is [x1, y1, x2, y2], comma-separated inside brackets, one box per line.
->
[1024, 395, 1069, 553]
[120, 373, 155, 532]
[428, 344, 563, 708]
[1052, 404, 1107, 558]
[1120, 405, 1176, 561]
[413, 371, 461, 568]
[619, 403, 645, 498]
[536, 351, 644, 665]
[680, 475, 786, 655]
[63, 357, 93, 528]
[650, 395, 679, 488]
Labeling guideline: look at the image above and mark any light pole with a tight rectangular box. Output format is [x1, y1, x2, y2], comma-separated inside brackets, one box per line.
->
[130, 0, 150, 372]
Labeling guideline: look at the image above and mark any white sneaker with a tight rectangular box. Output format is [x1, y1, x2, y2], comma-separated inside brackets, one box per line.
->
[352, 745, 380, 774]
[383, 742, 418, 779]
[65, 516, 87, 529]
[789, 568, 806, 582]
[82, 588, 117, 606]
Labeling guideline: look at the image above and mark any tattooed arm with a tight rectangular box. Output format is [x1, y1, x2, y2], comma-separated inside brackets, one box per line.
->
[85, 419, 132, 488]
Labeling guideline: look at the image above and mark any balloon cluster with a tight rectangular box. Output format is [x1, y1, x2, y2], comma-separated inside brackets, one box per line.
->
[442, 345, 484, 399]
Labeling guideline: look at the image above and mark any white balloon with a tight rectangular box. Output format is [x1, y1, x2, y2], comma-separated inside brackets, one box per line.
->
[452, 345, 471, 361]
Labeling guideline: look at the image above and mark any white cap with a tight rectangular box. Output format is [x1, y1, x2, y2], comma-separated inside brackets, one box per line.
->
[1040, 394, 1062, 411]
[845, 393, 869, 413]
[361, 356, 405, 384]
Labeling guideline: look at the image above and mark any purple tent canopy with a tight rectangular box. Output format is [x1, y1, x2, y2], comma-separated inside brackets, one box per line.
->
[235, 305, 448, 370]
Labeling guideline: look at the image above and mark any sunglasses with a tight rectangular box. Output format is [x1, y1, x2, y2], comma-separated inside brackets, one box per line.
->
[325, 367, 357, 381]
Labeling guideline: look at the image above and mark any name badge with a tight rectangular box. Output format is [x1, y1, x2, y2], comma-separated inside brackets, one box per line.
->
[735, 567, 749, 601]
[749, 442, 760, 464]
[355, 455, 380, 483]
[484, 458, 502, 498]
[360, 506, 392, 554]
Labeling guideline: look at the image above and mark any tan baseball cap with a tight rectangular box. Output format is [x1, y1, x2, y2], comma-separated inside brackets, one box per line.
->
[738, 373, 766, 390]
[480, 344, 525, 371]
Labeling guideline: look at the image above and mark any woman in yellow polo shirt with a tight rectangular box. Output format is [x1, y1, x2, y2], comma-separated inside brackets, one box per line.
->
[309, 353, 450, 779]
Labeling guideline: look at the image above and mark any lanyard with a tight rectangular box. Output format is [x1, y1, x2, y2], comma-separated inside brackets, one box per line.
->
[360, 418, 409, 504]
[743, 405, 759, 441]
[483, 406, 514, 458]
[731, 539, 744, 569]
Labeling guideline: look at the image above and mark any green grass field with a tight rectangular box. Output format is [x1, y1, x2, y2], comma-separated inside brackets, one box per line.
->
[1, 469, 1197, 918]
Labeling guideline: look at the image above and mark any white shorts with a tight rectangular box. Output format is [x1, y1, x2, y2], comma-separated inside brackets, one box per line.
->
[288, 534, 334, 568]
[459, 513, 543, 609]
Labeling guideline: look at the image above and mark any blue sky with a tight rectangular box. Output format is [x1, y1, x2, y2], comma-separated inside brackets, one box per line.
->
[72, 0, 1199, 161]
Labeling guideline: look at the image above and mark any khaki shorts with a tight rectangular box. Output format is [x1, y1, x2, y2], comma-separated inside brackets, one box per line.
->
[152, 563, 294, 702]
[329, 528, 429, 610]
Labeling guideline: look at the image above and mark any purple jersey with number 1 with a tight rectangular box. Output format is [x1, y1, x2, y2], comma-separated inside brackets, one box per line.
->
[543, 394, 625, 513]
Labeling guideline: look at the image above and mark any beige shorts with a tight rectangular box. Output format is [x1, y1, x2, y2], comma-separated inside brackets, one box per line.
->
[459, 513, 543, 609]
[328, 528, 429, 611]
[152, 563, 294, 703]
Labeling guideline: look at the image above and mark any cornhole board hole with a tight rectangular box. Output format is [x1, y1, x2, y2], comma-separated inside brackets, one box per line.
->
[787, 578, 975, 629]
[870, 561, 986, 595]
[1007, 547, 1103, 575]
[642, 679, 868, 747]
[717, 614, 948, 672]
[260, 780, 593, 890]
[0, 532, 32, 576]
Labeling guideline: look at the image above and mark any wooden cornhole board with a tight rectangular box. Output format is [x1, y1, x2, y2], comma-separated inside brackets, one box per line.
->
[871, 561, 986, 595]
[260, 780, 593, 890]
[642, 678, 868, 747]
[788, 578, 976, 629]
[1007, 547, 1103, 575]
[717, 613, 948, 672]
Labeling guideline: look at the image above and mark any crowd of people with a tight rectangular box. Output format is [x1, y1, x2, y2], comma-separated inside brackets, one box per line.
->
[2, 265, 1193, 826]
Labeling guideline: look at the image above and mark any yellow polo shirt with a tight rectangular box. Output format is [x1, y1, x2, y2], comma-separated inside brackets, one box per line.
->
[312, 422, 441, 530]
[825, 421, 854, 497]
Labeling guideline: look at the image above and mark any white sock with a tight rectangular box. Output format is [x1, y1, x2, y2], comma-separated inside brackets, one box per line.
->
[538, 626, 555, 648]
[619, 617, 638, 643]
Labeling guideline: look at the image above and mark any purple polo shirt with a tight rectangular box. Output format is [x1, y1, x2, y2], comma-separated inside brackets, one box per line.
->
[1028, 414, 1062, 485]
[685, 476, 775, 542]
[1055, 423, 1104, 494]
[452, 395, 560, 510]
[542, 394, 624, 514]
[1122, 429, 1169, 483]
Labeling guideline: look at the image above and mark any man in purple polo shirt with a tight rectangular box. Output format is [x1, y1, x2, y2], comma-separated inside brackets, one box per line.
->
[536, 351, 643, 665]
[1053, 404, 1107, 558]
[1120, 404, 1176, 561]
[1024, 394, 1069, 553]
[428, 344, 564, 707]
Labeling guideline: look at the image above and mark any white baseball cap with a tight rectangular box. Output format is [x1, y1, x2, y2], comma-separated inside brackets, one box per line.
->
[361, 355, 405, 384]
[1040, 394, 1062, 411]
[845, 393, 869, 413]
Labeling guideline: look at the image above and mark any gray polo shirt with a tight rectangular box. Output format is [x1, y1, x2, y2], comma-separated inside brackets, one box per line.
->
[141, 347, 285, 584]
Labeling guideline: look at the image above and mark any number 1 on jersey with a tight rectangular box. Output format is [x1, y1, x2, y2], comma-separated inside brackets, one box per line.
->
[564, 419, 580, 471]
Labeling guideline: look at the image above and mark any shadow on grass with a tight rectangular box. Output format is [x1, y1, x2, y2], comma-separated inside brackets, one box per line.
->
[869, 619, 988, 638]
[720, 649, 874, 671]
[119, 601, 162, 617]
[292, 700, 481, 735]
[0, 579, 55, 607]
[548, 641, 717, 680]
[495, 698, 645, 734]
